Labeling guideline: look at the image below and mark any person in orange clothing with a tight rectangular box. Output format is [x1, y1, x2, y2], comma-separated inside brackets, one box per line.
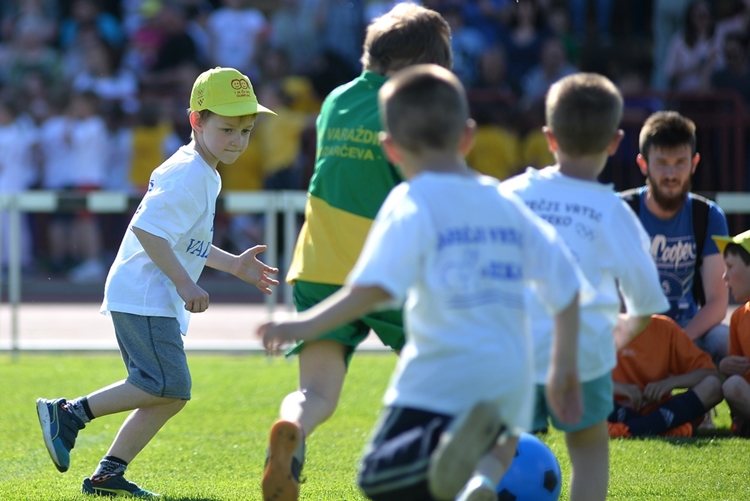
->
[608, 314, 723, 438]
[713, 229, 750, 437]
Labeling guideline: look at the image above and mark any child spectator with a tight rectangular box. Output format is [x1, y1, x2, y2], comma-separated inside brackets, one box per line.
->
[608, 314, 723, 438]
[128, 99, 174, 193]
[713, 230, 750, 437]
[259, 5, 455, 500]
[260, 62, 583, 501]
[36, 67, 279, 497]
[501, 72, 669, 501]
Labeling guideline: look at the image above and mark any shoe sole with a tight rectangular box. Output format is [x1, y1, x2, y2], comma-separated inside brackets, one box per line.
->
[262, 421, 301, 501]
[82, 477, 158, 498]
[36, 398, 66, 473]
[428, 402, 503, 501]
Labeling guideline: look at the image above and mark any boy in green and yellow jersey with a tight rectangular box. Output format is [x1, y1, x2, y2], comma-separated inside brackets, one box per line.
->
[261, 4, 453, 500]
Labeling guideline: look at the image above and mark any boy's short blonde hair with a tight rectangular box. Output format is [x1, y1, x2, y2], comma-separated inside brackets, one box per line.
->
[545, 73, 623, 157]
[362, 3, 452, 75]
[379, 64, 467, 153]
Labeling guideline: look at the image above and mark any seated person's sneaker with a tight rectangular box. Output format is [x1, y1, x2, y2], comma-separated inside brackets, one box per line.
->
[82, 474, 159, 498]
[456, 475, 497, 501]
[36, 398, 86, 472]
[427, 401, 504, 500]
[730, 417, 750, 438]
[659, 422, 694, 438]
[262, 420, 305, 501]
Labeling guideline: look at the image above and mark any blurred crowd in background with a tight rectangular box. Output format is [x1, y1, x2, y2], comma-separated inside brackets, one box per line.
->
[0, 0, 749, 283]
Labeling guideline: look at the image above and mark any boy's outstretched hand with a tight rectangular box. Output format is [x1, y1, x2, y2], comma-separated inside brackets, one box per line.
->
[258, 320, 306, 353]
[234, 245, 280, 294]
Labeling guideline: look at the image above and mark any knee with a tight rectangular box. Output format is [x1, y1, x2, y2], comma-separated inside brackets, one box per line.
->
[697, 375, 723, 407]
[722, 375, 749, 403]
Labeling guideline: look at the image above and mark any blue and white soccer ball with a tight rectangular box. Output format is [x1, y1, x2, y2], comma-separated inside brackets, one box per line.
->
[496, 432, 562, 501]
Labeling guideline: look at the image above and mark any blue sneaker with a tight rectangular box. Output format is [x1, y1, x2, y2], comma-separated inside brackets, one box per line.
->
[36, 398, 86, 473]
[82, 475, 159, 498]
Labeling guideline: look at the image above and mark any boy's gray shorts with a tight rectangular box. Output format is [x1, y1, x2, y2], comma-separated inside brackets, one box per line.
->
[111, 311, 191, 400]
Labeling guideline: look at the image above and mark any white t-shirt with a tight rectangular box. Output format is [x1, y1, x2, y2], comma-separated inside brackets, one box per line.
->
[348, 172, 581, 433]
[501, 167, 670, 383]
[101, 145, 221, 334]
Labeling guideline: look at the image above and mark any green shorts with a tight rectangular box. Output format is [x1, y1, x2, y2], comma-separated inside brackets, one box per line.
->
[532, 373, 613, 433]
[286, 280, 405, 365]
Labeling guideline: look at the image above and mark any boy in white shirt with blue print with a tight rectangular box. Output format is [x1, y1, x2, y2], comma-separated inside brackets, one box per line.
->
[500, 72, 669, 501]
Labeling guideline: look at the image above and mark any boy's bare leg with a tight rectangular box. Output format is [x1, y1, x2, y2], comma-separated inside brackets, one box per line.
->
[566, 420, 608, 501]
[476, 435, 518, 484]
[86, 380, 186, 463]
[105, 401, 186, 463]
[264, 340, 348, 500]
[723, 375, 750, 418]
[280, 339, 348, 435]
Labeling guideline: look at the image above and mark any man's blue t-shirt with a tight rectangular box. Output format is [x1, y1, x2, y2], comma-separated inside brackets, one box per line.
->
[637, 187, 728, 323]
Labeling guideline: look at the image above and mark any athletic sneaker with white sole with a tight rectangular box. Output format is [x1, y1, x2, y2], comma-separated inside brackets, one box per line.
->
[427, 401, 503, 501]
[82, 475, 159, 497]
[36, 398, 86, 473]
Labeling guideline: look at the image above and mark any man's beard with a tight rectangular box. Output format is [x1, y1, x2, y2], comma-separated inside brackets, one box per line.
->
[647, 171, 691, 212]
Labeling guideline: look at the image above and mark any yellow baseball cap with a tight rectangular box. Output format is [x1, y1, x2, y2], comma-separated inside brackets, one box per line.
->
[190, 67, 275, 117]
[712, 229, 750, 255]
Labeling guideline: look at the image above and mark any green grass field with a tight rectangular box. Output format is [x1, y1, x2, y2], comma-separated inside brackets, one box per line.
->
[2, 353, 749, 500]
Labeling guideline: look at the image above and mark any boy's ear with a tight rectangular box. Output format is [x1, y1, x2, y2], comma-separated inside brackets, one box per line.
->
[379, 131, 402, 165]
[542, 126, 558, 153]
[606, 129, 625, 156]
[189, 111, 203, 132]
[458, 119, 477, 156]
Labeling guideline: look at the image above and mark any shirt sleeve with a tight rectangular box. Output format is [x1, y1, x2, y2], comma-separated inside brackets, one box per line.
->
[611, 200, 670, 316]
[702, 202, 729, 256]
[131, 175, 203, 247]
[347, 184, 429, 304]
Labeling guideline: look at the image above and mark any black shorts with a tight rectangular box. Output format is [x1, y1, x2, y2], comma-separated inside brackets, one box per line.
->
[357, 406, 453, 501]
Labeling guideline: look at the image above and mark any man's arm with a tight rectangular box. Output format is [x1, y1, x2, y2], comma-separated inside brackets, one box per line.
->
[684, 254, 729, 341]
[259, 285, 392, 352]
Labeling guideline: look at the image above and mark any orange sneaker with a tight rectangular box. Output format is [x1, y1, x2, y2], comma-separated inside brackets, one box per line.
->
[607, 422, 632, 438]
[262, 420, 305, 501]
[660, 422, 694, 438]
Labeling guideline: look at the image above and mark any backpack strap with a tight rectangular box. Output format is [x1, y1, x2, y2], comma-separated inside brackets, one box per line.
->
[619, 187, 641, 215]
[690, 193, 711, 307]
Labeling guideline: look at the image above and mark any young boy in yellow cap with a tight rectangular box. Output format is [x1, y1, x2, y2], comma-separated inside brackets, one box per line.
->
[36, 67, 279, 497]
[713, 229, 750, 437]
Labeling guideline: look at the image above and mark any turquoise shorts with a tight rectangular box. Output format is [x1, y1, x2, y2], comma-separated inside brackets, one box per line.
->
[286, 280, 405, 366]
[532, 373, 613, 433]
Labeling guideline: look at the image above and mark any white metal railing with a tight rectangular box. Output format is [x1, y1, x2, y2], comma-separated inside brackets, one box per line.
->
[0, 190, 308, 357]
